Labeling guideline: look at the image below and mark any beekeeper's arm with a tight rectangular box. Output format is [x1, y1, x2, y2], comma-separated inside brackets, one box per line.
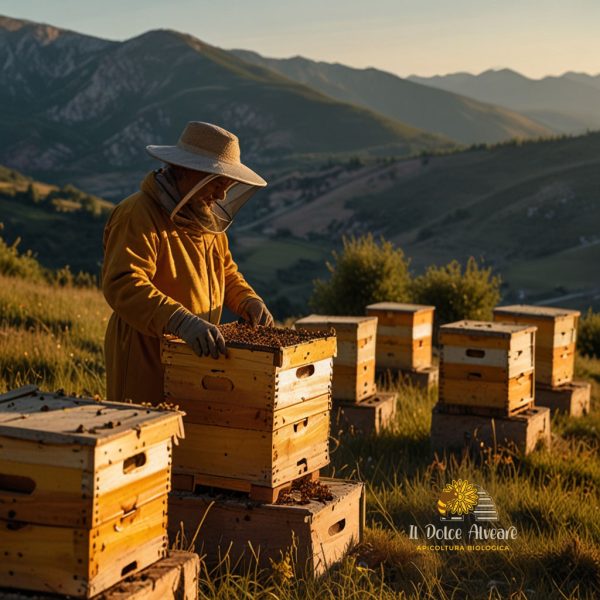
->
[102, 208, 225, 357]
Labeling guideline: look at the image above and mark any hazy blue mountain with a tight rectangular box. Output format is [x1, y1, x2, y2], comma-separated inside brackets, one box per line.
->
[409, 69, 600, 133]
[231, 50, 553, 144]
[0, 15, 449, 200]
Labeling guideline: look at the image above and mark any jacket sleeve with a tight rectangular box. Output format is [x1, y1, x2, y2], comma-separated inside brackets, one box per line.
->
[221, 234, 263, 315]
[102, 202, 183, 337]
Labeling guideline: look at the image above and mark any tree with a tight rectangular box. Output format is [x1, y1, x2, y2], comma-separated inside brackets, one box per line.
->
[310, 234, 411, 315]
[411, 257, 501, 332]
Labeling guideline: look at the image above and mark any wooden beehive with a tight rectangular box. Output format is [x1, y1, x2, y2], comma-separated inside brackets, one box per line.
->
[295, 315, 377, 402]
[161, 328, 337, 498]
[168, 478, 364, 576]
[365, 302, 435, 370]
[439, 320, 536, 416]
[0, 385, 184, 598]
[493, 305, 579, 387]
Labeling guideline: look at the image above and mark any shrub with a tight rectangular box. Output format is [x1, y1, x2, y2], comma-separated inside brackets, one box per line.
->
[578, 309, 600, 358]
[0, 235, 46, 283]
[411, 257, 501, 331]
[310, 234, 412, 315]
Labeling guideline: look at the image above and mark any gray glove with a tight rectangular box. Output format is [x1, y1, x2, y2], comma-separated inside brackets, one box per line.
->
[166, 308, 227, 359]
[238, 298, 274, 326]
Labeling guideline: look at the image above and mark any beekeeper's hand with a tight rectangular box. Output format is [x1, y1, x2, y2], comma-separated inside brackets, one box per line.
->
[239, 298, 274, 327]
[166, 308, 227, 359]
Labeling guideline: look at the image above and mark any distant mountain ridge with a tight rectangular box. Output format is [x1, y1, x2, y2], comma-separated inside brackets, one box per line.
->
[0, 14, 449, 200]
[231, 50, 554, 145]
[408, 68, 600, 133]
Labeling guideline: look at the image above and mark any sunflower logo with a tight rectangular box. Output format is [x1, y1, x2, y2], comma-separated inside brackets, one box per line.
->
[437, 479, 479, 517]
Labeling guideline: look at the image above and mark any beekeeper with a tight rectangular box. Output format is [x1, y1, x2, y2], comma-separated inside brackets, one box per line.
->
[102, 121, 273, 404]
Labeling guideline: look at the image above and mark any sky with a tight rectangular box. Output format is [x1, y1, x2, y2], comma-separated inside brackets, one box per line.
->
[2, 0, 600, 78]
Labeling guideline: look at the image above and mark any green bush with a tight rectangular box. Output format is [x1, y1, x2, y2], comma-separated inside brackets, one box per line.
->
[578, 309, 600, 358]
[310, 234, 411, 315]
[411, 257, 501, 330]
[0, 234, 46, 283]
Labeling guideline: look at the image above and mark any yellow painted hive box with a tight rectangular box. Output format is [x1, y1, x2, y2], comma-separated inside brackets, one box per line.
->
[161, 323, 337, 494]
[294, 315, 377, 402]
[366, 302, 435, 369]
[0, 385, 184, 599]
[493, 304, 579, 387]
[439, 320, 536, 416]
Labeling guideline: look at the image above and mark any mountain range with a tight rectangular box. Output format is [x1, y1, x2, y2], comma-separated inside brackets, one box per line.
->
[231, 50, 553, 145]
[409, 69, 600, 134]
[0, 15, 450, 200]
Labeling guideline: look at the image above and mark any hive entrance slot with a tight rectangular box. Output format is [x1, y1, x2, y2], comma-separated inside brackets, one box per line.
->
[123, 452, 147, 474]
[466, 349, 486, 358]
[296, 458, 308, 473]
[121, 561, 138, 576]
[294, 418, 309, 433]
[328, 519, 346, 536]
[202, 375, 234, 391]
[467, 372, 482, 380]
[296, 365, 315, 379]
[0, 474, 35, 495]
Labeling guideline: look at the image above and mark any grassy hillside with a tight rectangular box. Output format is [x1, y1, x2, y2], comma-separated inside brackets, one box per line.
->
[240, 133, 600, 313]
[0, 164, 113, 274]
[1, 265, 599, 598]
[231, 50, 554, 144]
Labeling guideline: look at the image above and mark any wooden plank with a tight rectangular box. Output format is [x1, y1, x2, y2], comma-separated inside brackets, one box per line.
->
[332, 361, 376, 402]
[0, 495, 168, 598]
[376, 323, 433, 340]
[440, 371, 534, 412]
[332, 392, 397, 434]
[440, 320, 536, 340]
[279, 336, 337, 370]
[168, 478, 364, 576]
[431, 405, 551, 455]
[441, 363, 534, 383]
[0, 551, 199, 600]
[173, 410, 331, 488]
[535, 380, 591, 417]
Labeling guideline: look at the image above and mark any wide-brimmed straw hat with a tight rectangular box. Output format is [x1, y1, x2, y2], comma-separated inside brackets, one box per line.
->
[146, 121, 267, 187]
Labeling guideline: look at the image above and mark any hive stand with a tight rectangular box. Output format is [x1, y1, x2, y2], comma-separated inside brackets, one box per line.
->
[168, 478, 364, 577]
[332, 392, 398, 435]
[430, 404, 551, 455]
[493, 305, 580, 388]
[0, 386, 184, 599]
[439, 320, 537, 417]
[0, 551, 199, 600]
[162, 330, 336, 501]
[366, 302, 438, 389]
[535, 380, 591, 417]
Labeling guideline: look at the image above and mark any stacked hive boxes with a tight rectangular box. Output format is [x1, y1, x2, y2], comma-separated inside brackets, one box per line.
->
[431, 321, 551, 454]
[366, 302, 438, 388]
[0, 386, 183, 598]
[162, 323, 365, 575]
[161, 324, 337, 501]
[294, 315, 397, 434]
[493, 305, 590, 416]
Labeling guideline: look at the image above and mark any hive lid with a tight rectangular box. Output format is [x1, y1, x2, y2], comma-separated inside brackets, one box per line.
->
[295, 314, 377, 331]
[366, 302, 435, 313]
[494, 305, 580, 320]
[440, 320, 537, 337]
[0, 386, 184, 446]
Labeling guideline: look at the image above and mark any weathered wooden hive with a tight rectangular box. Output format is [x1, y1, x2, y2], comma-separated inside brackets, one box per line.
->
[294, 315, 377, 402]
[365, 302, 435, 370]
[161, 323, 337, 501]
[493, 305, 579, 387]
[0, 385, 184, 598]
[439, 320, 536, 416]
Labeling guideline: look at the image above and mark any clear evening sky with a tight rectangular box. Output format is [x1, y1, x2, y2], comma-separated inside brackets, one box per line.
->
[2, 0, 599, 78]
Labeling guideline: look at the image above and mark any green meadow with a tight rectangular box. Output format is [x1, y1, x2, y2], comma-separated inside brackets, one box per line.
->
[1, 269, 598, 599]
